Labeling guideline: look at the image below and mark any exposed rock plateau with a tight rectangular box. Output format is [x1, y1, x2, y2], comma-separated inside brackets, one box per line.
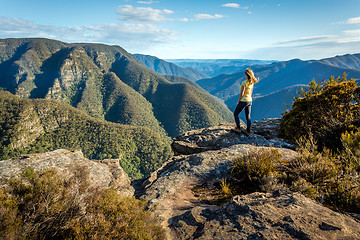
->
[1, 118, 360, 239]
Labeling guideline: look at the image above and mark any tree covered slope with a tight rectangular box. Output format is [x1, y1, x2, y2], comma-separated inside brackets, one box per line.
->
[0, 91, 172, 179]
[0, 38, 232, 137]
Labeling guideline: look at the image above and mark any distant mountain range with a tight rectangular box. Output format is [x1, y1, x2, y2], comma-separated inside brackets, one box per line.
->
[0, 38, 232, 138]
[166, 59, 277, 77]
[134, 54, 209, 81]
[197, 55, 360, 121]
[1, 38, 359, 141]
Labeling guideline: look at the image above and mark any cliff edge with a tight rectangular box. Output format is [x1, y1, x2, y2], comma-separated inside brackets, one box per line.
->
[136, 119, 360, 239]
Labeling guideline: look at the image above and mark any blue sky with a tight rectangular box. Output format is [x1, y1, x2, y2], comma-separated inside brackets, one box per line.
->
[0, 0, 359, 60]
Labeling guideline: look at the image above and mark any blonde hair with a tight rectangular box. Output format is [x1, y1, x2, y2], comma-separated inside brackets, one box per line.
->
[245, 68, 258, 85]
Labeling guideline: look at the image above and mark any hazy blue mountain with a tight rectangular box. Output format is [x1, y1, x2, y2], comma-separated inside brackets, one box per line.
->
[166, 59, 277, 77]
[197, 54, 360, 121]
[134, 54, 209, 81]
[319, 53, 360, 69]
[254, 60, 360, 96]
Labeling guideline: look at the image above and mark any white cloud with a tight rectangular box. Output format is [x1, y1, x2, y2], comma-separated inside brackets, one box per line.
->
[137, 0, 159, 4]
[343, 29, 360, 35]
[117, 5, 173, 22]
[246, 41, 360, 61]
[337, 36, 360, 43]
[274, 31, 360, 48]
[222, 3, 240, 8]
[274, 35, 336, 46]
[0, 17, 177, 51]
[249, 32, 360, 60]
[193, 14, 224, 21]
[346, 16, 360, 24]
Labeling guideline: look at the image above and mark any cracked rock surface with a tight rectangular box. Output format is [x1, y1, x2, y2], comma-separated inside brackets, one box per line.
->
[137, 120, 360, 239]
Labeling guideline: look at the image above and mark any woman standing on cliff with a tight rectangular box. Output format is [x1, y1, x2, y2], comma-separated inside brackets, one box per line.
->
[233, 68, 259, 136]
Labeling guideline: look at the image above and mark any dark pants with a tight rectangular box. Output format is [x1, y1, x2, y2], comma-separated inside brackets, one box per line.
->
[234, 101, 252, 132]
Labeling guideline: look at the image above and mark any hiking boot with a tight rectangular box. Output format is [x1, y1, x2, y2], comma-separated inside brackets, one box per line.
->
[241, 128, 250, 136]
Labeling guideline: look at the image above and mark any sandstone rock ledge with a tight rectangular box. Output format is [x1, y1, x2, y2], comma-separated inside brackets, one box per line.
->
[170, 190, 360, 239]
[0, 149, 134, 197]
[171, 121, 294, 156]
[138, 121, 360, 240]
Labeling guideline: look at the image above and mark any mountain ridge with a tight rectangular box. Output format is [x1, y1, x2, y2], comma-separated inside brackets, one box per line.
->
[0, 38, 232, 137]
[134, 54, 209, 81]
[166, 58, 277, 77]
[196, 53, 360, 120]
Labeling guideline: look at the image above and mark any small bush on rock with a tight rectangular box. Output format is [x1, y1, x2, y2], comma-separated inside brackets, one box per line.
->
[228, 139, 360, 213]
[289, 146, 339, 184]
[70, 188, 165, 240]
[231, 148, 283, 193]
[232, 148, 282, 183]
[220, 179, 232, 195]
[288, 138, 360, 213]
[342, 129, 360, 170]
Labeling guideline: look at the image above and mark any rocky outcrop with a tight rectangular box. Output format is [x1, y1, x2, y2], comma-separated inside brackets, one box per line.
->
[139, 143, 298, 239]
[0, 149, 134, 197]
[137, 120, 360, 239]
[251, 118, 282, 139]
[171, 121, 294, 156]
[170, 190, 360, 239]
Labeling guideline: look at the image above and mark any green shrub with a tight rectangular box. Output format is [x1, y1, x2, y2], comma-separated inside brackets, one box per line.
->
[278, 74, 360, 212]
[325, 175, 360, 213]
[220, 179, 232, 195]
[291, 178, 320, 199]
[342, 129, 360, 170]
[0, 189, 22, 240]
[232, 148, 283, 183]
[288, 136, 360, 213]
[0, 167, 165, 240]
[70, 189, 165, 240]
[0, 167, 85, 239]
[289, 146, 338, 184]
[230, 148, 284, 194]
[280, 74, 360, 151]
